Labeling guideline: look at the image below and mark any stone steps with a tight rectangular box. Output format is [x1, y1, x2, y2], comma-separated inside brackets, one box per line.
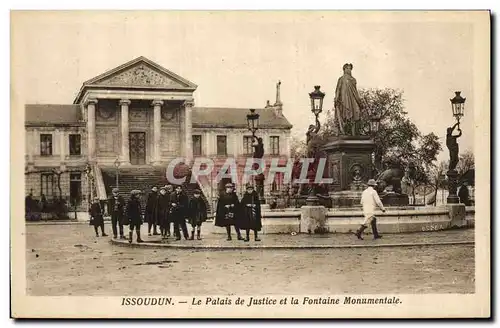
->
[101, 166, 211, 214]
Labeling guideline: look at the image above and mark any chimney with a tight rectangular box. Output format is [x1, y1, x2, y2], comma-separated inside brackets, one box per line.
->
[273, 80, 283, 117]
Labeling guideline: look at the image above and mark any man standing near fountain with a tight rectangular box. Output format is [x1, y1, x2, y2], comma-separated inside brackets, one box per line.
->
[334, 63, 364, 136]
[355, 179, 385, 240]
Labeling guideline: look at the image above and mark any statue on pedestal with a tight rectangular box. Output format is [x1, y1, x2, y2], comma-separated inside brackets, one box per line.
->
[334, 63, 364, 136]
[446, 122, 462, 171]
[252, 136, 265, 202]
[306, 117, 321, 158]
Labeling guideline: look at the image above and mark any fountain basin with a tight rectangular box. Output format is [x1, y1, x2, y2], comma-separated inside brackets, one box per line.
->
[210, 205, 475, 234]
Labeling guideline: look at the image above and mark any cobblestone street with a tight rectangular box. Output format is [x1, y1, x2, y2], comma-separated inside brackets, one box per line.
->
[25, 223, 475, 296]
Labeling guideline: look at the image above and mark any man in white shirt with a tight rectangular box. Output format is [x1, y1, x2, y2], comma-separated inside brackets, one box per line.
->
[355, 179, 386, 240]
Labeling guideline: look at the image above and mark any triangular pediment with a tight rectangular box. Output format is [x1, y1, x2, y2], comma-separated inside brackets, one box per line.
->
[83, 56, 197, 90]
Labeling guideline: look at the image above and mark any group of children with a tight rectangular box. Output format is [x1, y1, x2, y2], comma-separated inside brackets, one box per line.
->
[89, 181, 264, 243]
[89, 184, 207, 243]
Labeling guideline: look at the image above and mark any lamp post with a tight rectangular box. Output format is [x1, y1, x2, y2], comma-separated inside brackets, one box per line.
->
[247, 108, 265, 204]
[446, 91, 466, 204]
[305, 86, 325, 206]
[114, 157, 120, 190]
[84, 164, 92, 211]
[369, 113, 381, 178]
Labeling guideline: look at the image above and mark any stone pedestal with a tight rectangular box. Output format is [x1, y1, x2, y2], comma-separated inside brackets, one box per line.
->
[329, 190, 363, 208]
[448, 203, 466, 228]
[300, 205, 328, 234]
[381, 193, 410, 206]
[322, 136, 376, 192]
[446, 169, 460, 204]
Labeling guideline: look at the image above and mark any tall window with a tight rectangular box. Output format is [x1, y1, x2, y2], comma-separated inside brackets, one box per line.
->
[270, 136, 280, 155]
[69, 173, 82, 206]
[243, 136, 254, 155]
[216, 135, 227, 156]
[41, 173, 55, 198]
[192, 135, 202, 156]
[69, 134, 81, 156]
[40, 134, 52, 156]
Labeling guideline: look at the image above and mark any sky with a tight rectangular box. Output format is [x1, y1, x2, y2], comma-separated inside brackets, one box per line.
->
[11, 11, 481, 162]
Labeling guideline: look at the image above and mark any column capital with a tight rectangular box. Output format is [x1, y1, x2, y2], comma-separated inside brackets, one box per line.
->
[119, 99, 131, 106]
[151, 99, 164, 107]
[85, 98, 98, 106]
[183, 100, 195, 108]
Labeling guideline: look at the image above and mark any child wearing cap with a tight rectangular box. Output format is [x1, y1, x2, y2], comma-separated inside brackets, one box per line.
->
[156, 187, 170, 239]
[126, 190, 144, 243]
[89, 197, 108, 237]
[187, 189, 207, 240]
[239, 184, 262, 242]
[170, 185, 189, 241]
[215, 183, 244, 241]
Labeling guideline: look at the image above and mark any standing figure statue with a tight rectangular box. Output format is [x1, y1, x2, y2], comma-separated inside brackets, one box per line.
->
[446, 122, 462, 171]
[306, 117, 321, 158]
[252, 136, 265, 201]
[252, 136, 264, 159]
[334, 63, 364, 136]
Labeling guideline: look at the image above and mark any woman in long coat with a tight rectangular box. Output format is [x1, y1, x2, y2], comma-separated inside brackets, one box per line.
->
[215, 183, 244, 241]
[145, 186, 159, 235]
[126, 190, 144, 243]
[89, 197, 107, 237]
[239, 184, 262, 242]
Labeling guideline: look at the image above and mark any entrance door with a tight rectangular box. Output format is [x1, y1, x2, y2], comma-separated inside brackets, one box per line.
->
[129, 132, 146, 165]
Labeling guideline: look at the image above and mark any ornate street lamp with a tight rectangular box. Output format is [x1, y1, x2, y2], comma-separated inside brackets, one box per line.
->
[305, 86, 325, 206]
[370, 113, 381, 135]
[114, 157, 120, 190]
[84, 164, 92, 210]
[446, 91, 466, 204]
[246, 108, 265, 204]
[450, 91, 466, 123]
[246, 108, 260, 137]
[369, 112, 381, 178]
[309, 85, 325, 117]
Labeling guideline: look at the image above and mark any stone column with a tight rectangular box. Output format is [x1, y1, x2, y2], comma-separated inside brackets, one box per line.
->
[86, 99, 98, 163]
[151, 99, 163, 165]
[184, 100, 194, 164]
[59, 130, 66, 163]
[119, 99, 131, 165]
[26, 129, 34, 163]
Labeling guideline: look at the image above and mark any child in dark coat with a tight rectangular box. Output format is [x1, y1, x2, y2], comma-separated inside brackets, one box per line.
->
[215, 183, 244, 241]
[126, 190, 143, 243]
[239, 184, 262, 242]
[89, 197, 108, 237]
[188, 189, 207, 240]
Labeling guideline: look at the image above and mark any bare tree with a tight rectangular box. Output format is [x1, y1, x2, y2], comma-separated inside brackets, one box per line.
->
[456, 150, 474, 176]
[428, 160, 448, 206]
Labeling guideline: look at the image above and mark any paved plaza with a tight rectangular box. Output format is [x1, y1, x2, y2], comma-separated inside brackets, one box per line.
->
[25, 223, 475, 296]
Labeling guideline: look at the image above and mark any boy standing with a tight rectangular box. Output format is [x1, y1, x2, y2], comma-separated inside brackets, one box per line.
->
[188, 189, 207, 240]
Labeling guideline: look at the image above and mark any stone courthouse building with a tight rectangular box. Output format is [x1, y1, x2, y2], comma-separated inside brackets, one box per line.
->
[25, 57, 292, 212]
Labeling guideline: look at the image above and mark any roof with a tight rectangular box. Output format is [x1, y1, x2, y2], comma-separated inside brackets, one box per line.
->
[24, 104, 293, 130]
[25, 104, 82, 125]
[73, 56, 198, 104]
[192, 107, 293, 129]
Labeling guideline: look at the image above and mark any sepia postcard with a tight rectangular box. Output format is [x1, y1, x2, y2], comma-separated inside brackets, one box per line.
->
[10, 10, 490, 318]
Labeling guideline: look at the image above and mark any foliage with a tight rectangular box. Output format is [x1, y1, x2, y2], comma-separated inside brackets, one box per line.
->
[289, 136, 307, 159]
[456, 150, 475, 176]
